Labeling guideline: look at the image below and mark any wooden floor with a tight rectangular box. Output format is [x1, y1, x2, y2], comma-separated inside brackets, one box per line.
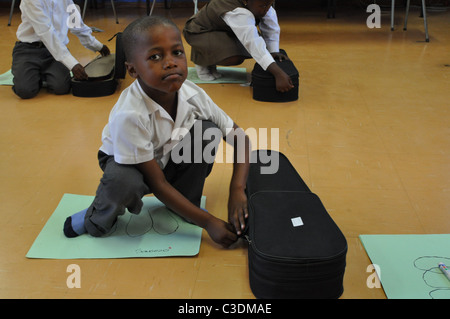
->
[0, 3, 449, 299]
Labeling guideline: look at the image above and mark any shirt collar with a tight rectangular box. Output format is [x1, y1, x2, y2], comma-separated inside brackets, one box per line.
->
[133, 79, 198, 123]
[134, 80, 162, 116]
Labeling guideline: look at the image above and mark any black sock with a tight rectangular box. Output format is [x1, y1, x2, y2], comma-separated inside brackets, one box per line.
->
[63, 208, 88, 238]
[63, 217, 79, 238]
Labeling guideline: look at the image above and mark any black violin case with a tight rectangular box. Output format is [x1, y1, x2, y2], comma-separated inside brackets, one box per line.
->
[251, 49, 299, 102]
[244, 150, 347, 299]
[71, 33, 126, 97]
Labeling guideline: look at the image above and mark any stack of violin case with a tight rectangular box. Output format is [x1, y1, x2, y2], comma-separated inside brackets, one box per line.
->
[71, 33, 126, 97]
[244, 150, 347, 299]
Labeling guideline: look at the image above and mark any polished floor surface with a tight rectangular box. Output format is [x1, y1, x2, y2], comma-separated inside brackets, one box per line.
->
[0, 3, 449, 299]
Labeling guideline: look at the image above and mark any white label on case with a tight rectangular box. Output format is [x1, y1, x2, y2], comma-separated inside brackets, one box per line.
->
[291, 217, 303, 227]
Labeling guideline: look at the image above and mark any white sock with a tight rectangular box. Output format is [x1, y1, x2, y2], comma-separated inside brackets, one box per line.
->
[195, 65, 215, 81]
[208, 65, 222, 79]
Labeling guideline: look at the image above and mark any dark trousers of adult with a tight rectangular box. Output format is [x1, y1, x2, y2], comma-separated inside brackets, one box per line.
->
[84, 120, 222, 237]
[11, 41, 71, 99]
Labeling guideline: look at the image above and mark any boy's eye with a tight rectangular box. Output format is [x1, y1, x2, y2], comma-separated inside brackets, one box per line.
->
[173, 50, 184, 56]
[149, 54, 162, 61]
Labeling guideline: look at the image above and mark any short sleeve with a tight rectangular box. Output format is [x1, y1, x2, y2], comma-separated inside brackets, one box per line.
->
[186, 83, 234, 135]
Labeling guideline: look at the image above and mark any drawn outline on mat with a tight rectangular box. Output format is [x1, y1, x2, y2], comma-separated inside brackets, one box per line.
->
[413, 256, 450, 299]
[103, 206, 181, 238]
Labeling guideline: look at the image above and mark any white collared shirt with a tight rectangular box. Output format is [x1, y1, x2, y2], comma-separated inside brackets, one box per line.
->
[222, 6, 280, 70]
[16, 0, 103, 70]
[100, 80, 234, 168]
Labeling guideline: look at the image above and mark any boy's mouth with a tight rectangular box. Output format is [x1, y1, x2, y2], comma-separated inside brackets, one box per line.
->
[162, 72, 183, 80]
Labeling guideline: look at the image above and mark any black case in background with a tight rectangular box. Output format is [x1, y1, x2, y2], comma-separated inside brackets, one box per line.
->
[245, 150, 347, 299]
[251, 49, 299, 102]
[71, 33, 126, 97]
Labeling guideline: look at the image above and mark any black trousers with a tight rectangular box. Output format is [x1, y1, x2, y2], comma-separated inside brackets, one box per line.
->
[11, 41, 71, 99]
[84, 120, 222, 237]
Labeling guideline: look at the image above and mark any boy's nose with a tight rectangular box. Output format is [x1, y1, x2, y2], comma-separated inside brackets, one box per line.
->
[163, 56, 177, 69]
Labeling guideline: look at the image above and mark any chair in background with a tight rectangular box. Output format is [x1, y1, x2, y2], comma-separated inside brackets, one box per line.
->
[147, 0, 157, 15]
[82, 0, 119, 24]
[8, 0, 17, 26]
[193, 0, 199, 13]
[403, 0, 429, 42]
[390, 0, 429, 42]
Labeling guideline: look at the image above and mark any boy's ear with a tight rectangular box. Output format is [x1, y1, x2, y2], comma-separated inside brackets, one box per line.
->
[125, 61, 138, 79]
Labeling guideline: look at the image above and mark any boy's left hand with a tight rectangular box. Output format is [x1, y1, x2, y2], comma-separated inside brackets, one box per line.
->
[98, 45, 111, 57]
[271, 52, 289, 62]
[228, 188, 248, 236]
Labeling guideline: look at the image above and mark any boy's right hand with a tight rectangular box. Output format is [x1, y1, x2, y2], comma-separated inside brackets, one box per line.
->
[267, 62, 294, 92]
[72, 63, 89, 81]
[275, 71, 294, 92]
[205, 217, 238, 248]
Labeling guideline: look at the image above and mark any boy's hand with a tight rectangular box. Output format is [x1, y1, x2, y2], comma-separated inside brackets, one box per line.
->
[267, 62, 294, 93]
[275, 72, 294, 92]
[228, 188, 248, 236]
[205, 217, 238, 248]
[98, 45, 111, 57]
[72, 64, 88, 80]
[271, 52, 289, 62]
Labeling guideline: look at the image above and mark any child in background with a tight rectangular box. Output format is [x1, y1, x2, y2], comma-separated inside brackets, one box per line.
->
[63, 16, 251, 248]
[183, 0, 293, 92]
[11, 0, 110, 99]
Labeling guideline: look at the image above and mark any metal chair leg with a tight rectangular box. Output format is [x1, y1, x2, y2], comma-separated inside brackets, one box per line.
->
[404, 0, 429, 42]
[111, 0, 118, 24]
[391, 0, 395, 31]
[422, 0, 429, 42]
[147, 0, 156, 16]
[403, 0, 410, 30]
[83, 0, 118, 24]
[82, 0, 88, 20]
[8, 0, 16, 26]
[194, 0, 198, 14]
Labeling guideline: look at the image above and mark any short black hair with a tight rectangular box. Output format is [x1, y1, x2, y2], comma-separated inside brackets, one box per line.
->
[122, 15, 179, 62]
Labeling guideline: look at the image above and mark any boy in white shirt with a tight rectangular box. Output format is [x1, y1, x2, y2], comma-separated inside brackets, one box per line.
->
[64, 16, 251, 248]
[183, 0, 293, 92]
[12, 0, 110, 99]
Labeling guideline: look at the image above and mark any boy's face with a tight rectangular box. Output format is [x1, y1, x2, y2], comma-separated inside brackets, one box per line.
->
[126, 24, 187, 97]
[246, 0, 273, 19]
